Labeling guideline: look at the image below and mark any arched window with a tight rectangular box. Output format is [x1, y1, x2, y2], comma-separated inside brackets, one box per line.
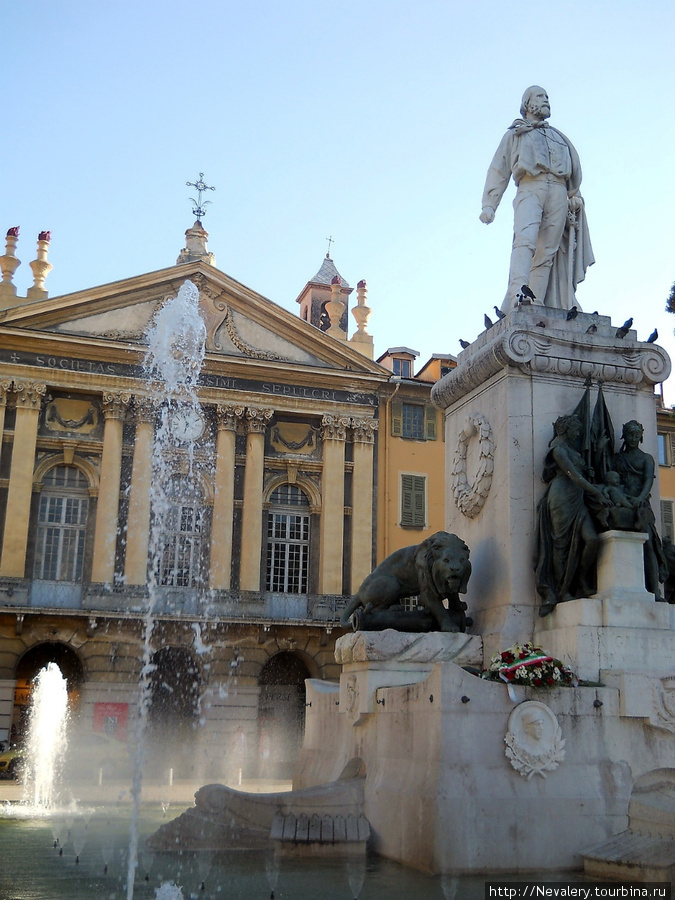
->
[33, 466, 90, 582]
[266, 484, 310, 594]
[156, 475, 206, 587]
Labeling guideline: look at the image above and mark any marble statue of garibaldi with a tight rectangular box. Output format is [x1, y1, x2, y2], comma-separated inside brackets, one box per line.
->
[480, 86, 594, 312]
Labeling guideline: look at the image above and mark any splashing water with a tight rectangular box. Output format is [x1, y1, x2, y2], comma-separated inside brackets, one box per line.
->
[23, 663, 69, 810]
[146, 280, 206, 390]
[155, 883, 184, 900]
[126, 280, 207, 900]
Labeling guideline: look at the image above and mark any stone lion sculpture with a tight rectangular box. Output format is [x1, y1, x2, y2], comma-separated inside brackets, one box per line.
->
[340, 531, 472, 633]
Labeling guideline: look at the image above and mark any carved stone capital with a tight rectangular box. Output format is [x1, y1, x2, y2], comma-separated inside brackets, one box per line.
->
[215, 404, 245, 431]
[0, 380, 13, 406]
[431, 307, 672, 410]
[101, 392, 132, 420]
[245, 407, 274, 434]
[132, 396, 161, 425]
[13, 381, 47, 410]
[321, 414, 351, 442]
[351, 417, 379, 443]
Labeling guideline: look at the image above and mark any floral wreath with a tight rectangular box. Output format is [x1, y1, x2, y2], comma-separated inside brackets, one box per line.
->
[482, 642, 577, 688]
[451, 413, 494, 518]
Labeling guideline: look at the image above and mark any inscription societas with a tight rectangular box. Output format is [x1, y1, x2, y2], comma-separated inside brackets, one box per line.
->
[1, 350, 374, 405]
[35, 355, 117, 375]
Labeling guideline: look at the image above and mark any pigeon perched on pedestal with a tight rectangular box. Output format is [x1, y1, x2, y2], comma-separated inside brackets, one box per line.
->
[566, 306, 578, 321]
[493, 306, 506, 320]
[646, 329, 658, 343]
[459, 339, 470, 349]
[615, 318, 633, 339]
[484, 314, 494, 330]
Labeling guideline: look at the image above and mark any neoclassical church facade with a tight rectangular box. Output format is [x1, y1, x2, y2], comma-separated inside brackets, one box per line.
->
[0, 222, 449, 778]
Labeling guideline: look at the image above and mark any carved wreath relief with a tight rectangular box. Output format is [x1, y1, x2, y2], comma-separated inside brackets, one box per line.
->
[451, 413, 494, 518]
[505, 701, 565, 779]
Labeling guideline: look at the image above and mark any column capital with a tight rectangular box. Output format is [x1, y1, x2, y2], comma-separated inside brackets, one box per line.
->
[215, 404, 245, 431]
[13, 381, 47, 410]
[245, 407, 274, 434]
[351, 416, 378, 443]
[132, 395, 161, 425]
[321, 413, 351, 442]
[101, 392, 132, 420]
[0, 380, 13, 406]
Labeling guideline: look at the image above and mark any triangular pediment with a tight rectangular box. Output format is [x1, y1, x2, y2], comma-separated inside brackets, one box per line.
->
[0, 262, 386, 377]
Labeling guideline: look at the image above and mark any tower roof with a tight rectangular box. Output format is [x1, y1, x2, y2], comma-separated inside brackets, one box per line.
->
[308, 254, 350, 289]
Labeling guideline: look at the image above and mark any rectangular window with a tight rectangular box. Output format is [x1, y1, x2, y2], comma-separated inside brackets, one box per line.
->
[392, 358, 412, 377]
[400, 474, 426, 528]
[34, 494, 89, 582]
[657, 433, 669, 466]
[266, 511, 309, 593]
[402, 404, 424, 440]
[392, 402, 437, 440]
[158, 503, 205, 587]
[661, 500, 674, 542]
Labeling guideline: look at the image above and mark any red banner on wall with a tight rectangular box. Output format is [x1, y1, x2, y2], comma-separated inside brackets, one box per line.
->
[93, 702, 128, 740]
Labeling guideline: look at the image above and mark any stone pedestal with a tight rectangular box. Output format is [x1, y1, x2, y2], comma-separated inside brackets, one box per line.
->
[335, 630, 482, 724]
[596, 530, 651, 602]
[431, 305, 670, 661]
[535, 596, 675, 681]
[297, 652, 675, 875]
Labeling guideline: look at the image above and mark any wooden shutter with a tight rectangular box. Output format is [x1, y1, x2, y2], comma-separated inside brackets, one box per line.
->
[391, 401, 403, 437]
[401, 474, 426, 528]
[661, 500, 674, 541]
[425, 405, 437, 441]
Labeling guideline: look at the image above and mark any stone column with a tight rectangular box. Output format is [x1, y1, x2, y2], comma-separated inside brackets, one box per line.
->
[239, 407, 273, 592]
[210, 405, 243, 590]
[0, 381, 46, 577]
[319, 414, 350, 595]
[0, 380, 12, 471]
[124, 397, 158, 586]
[91, 392, 131, 584]
[350, 417, 378, 592]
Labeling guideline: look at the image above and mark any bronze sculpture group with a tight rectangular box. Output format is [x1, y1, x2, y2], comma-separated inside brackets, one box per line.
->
[534, 391, 668, 616]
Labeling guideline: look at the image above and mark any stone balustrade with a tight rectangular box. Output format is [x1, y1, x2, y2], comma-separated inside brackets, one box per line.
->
[0, 578, 349, 625]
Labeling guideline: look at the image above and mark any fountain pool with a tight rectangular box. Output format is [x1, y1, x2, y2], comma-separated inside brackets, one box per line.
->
[0, 804, 588, 900]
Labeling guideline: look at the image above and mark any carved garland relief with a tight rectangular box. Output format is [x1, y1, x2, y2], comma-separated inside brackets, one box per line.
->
[451, 413, 494, 518]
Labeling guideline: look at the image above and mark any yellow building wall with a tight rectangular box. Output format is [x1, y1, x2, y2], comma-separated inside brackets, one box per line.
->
[377, 389, 446, 562]
[657, 406, 675, 539]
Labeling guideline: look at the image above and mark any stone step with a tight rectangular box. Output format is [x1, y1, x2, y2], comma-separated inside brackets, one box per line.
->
[582, 830, 675, 882]
[270, 811, 370, 844]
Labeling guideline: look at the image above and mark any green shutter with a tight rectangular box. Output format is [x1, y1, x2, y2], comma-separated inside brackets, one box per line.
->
[401, 474, 426, 528]
[661, 500, 674, 541]
[425, 405, 437, 441]
[391, 400, 403, 437]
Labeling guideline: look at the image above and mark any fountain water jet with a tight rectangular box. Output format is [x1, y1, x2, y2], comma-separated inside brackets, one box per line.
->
[23, 662, 69, 811]
[126, 279, 207, 900]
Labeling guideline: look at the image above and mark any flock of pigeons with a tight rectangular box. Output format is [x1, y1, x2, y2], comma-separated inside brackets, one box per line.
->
[458, 287, 657, 351]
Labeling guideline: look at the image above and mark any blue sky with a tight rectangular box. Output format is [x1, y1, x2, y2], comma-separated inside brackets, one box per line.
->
[3, 1, 675, 397]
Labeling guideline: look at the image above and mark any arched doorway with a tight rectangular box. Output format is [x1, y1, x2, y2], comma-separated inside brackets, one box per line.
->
[146, 646, 201, 776]
[13, 643, 84, 744]
[257, 652, 310, 779]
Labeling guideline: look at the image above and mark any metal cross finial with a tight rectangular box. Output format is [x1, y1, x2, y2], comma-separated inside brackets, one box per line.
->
[326, 235, 334, 258]
[186, 173, 216, 222]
